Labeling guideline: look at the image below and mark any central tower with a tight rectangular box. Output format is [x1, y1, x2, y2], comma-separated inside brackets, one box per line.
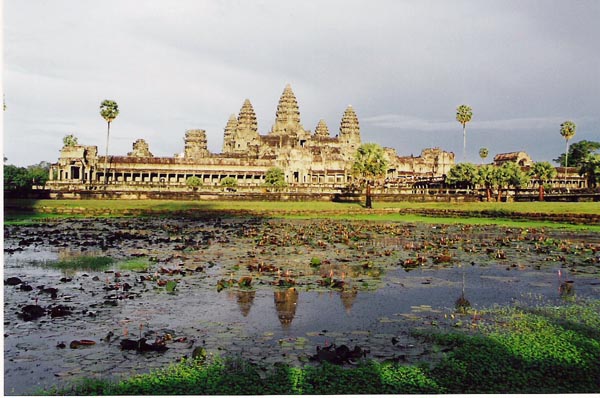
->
[269, 84, 308, 137]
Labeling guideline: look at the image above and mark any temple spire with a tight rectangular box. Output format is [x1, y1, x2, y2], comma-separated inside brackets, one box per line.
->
[237, 99, 258, 133]
[270, 84, 302, 135]
[222, 114, 238, 153]
[314, 119, 330, 138]
[339, 105, 360, 140]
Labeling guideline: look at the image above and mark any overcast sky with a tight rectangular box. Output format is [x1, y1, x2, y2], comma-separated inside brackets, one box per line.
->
[3, 0, 599, 167]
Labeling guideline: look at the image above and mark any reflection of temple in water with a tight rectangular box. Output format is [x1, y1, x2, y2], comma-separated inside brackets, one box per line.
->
[235, 290, 256, 317]
[340, 288, 358, 313]
[274, 288, 298, 327]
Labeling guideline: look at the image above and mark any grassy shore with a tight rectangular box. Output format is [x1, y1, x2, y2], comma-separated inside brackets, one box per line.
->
[43, 300, 600, 395]
[5, 198, 600, 230]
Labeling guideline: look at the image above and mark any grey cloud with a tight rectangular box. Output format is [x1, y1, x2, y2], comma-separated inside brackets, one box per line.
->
[363, 114, 569, 132]
[3, 0, 599, 166]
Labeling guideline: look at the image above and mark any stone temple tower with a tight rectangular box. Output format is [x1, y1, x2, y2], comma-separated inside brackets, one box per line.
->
[222, 114, 238, 153]
[339, 105, 361, 148]
[314, 119, 330, 138]
[184, 129, 209, 159]
[269, 84, 308, 137]
[226, 99, 260, 154]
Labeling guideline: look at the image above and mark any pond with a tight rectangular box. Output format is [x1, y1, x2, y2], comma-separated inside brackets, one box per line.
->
[4, 217, 600, 394]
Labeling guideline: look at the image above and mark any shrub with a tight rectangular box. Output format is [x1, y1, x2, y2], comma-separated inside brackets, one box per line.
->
[220, 177, 238, 188]
[263, 167, 287, 190]
[186, 176, 203, 190]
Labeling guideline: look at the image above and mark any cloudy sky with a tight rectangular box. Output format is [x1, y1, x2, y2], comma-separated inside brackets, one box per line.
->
[3, 0, 599, 167]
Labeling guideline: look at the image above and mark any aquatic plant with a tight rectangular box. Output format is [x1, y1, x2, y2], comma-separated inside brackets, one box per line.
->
[47, 256, 114, 271]
[310, 257, 322, 267]
[117, 258, 153, 271]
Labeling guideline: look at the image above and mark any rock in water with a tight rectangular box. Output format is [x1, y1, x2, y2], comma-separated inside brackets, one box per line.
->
[120, 338, 139, 350]
[120, 338, 169, 352]
[5, 277, 22, 286]
[18, 305, 45, 321]
[50, 305, 72, 318]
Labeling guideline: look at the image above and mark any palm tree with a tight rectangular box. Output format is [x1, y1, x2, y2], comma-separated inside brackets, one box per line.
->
[100, 100, 119, 184]
[351, 143, 388, 208]
[530, 161, 557, 201]
[476, 164, 496, 202]
[559, 120, 576, 190]
[456, 105, 473, 162]
[478, 147, 489, 165]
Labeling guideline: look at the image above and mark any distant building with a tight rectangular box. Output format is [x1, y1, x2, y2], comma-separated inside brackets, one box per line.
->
[493, 151, 533, 167]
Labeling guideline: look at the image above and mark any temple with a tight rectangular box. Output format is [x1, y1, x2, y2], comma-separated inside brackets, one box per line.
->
[46, 84, 454, 193]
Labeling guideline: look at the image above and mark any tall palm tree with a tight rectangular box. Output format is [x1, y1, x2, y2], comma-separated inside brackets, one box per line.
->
[352, 143, 388, 208]
[478, 147, 489, 165]
[456, 105, 473, 162]
[559, 120, 576, 190]
[100, 100, 119, 184]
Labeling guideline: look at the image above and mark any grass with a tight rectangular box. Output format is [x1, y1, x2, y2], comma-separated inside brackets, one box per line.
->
[116, 258, 153, 272]
[46, 255, 114, 271]
[4, 199, 600, 230]
[44, 256, 153, 272]
[43, 300, 600, 395]
[285, 212, 600, 231]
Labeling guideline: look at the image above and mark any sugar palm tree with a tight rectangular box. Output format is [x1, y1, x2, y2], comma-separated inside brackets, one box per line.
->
[100, 100, 119, 184]
[478, 147, 489, 165]
[559, 120, 576, 190]
[530, 161, 557, 201]
[351, 143, 388, 208]
[456, 105, 473, 162]
[476, 164, 496, 202]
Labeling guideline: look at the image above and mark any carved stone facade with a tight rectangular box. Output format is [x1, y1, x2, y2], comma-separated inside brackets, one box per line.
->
[47, 84, 454, 191]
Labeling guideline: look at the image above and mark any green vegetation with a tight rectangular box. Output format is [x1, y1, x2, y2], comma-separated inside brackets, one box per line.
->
[220, 176, 238, 188]
[445, 162, 477, 189]
[579, 153, 600, 188]
[554, 139, 600, 168]
[531, 161, 558, 201]
[424, 301, 600, 393]
[185, 176, 203, 190]
[456, 104, 473, 161]
[263, 167, 287, 190]
[63, 134, 79, 147]
[47, 255, 114, 271]
[99, 99, 119, 184]
[351, 143, 389, 208]
[117, 258, 152, 272]
[45, 300, 600, 395]
[4, 199, 599, 230]
[4, 161, 51, 192]
[478, 147, 488, 164]
[559, 121, 577, 184]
